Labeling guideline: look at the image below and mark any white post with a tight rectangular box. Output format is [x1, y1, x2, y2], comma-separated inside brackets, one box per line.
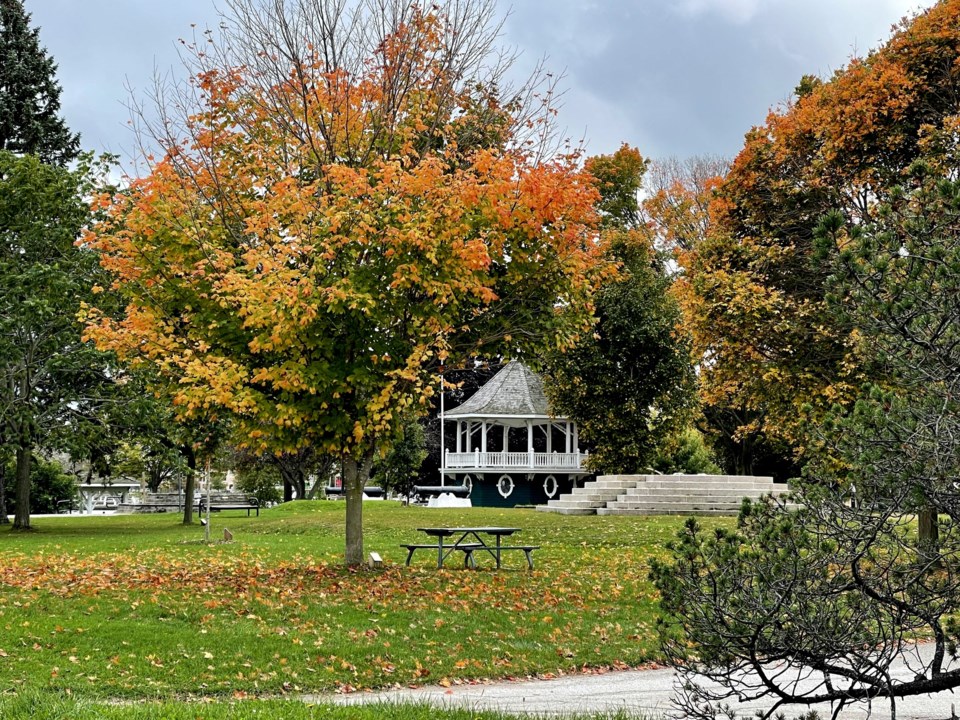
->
[204, 457, 212, 544]
[456, 420, 462, 453]
[439, 372, 445, 486]
[565, 421, 571, 453]
[502, 425, 509, 460]
[546, 423, 553, 454]
[481, 421, 487, 455]
[527, 421, 534, 468]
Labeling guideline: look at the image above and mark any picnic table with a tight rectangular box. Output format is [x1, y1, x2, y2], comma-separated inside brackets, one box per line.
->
[402, 527, 538, 570]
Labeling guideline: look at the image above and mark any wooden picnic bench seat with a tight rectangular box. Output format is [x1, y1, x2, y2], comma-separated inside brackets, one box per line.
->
[401, 542, 484, 567]
[197, 493, 259, 516]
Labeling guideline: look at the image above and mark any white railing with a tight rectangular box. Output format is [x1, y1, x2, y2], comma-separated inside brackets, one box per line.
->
[445, 450, 585, 470]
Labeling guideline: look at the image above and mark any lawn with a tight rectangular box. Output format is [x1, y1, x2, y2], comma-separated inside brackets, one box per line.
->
[0, 501, 723, 709]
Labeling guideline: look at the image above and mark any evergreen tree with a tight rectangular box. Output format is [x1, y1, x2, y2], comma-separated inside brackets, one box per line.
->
[0, 0, 79, 165]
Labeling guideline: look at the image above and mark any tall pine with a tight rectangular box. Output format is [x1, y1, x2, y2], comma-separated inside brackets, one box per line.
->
[0, 0, 86, 527]
[0, 0, 79, 165]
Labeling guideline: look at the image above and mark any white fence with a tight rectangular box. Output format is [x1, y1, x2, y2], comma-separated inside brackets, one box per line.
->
[445, 450, 584, 470]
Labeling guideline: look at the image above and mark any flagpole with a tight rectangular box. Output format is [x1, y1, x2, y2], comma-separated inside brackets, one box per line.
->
[439, 368, 445, 487]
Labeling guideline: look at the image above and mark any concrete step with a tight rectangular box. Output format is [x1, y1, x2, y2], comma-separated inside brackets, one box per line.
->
[634, 480, 782, 491]
[544, 499, 605, 510]
[536, 504, 596, 515]
[583, 479, 642, 488]
[640, 474, 774, 484]
[606, 498, 741, 514]
[598, 507, 743, 516]
[568, 492, 627, 502]
[615, 492, 775, 504]
[629, 486, 784, 497]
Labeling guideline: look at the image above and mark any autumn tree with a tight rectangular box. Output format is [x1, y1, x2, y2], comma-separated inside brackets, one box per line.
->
[675, 1, 960, 459]
[85, 0, 606, 565]
[544, 145, 695, 474]
[0, 0, 79, 165]
[641, 154, 727, 253]
[652, 166, 960, 720]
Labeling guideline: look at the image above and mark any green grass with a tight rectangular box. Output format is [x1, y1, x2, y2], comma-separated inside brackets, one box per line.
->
[0, 502, 725, 705]
[0, 691, 650, 720]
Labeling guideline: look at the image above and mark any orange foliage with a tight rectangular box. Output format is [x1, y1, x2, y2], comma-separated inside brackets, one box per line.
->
[83, 10, 607, 467]
[674, 1, 960, 451]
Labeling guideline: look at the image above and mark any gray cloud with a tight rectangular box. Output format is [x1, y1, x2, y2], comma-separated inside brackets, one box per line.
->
[25, 0, 935, 167]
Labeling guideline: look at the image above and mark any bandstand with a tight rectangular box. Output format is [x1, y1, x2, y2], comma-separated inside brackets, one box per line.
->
[440, 361, 589, 507]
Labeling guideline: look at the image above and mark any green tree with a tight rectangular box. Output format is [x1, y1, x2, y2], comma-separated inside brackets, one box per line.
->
[0, 0, 79, 165]
[372, 414, 427, 496]
[650, 426, 721, 475]
[233, 464, 282, 508]
[3, 455, 75, 514]
[0, 151, 108, 529]
[545, 146, 696, 474]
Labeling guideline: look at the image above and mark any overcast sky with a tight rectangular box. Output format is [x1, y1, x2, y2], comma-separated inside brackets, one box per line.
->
[27, 0, 936, 171]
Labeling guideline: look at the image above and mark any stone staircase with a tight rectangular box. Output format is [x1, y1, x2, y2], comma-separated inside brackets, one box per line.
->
[537, 474, 790, 516]
[535, 475, 642, 515]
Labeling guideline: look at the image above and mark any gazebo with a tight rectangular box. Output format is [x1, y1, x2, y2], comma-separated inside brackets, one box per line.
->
[440, 361, 589, 507]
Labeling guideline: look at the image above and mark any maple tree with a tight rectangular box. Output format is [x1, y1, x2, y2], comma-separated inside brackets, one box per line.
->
[84, 0, 606, 564]
[674, 0, 960, 458]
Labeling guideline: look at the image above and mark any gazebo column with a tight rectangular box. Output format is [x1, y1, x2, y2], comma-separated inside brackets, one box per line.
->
[527, 421, 534, 468]
[456, 421, 462, 453]
[546, 423, 553, 454]
[502, 425, 509, 456]
[481, 421, 487, 456]
[565, 422, 571, 453]
[573, 423, 579, 453]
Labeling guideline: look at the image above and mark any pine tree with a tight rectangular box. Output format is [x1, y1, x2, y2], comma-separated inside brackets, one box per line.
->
[0, 0, 79, 165]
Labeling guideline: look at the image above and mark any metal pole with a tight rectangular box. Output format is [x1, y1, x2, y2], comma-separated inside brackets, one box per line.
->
[204, 458, 211, 543]
[439, 370, 445, 486]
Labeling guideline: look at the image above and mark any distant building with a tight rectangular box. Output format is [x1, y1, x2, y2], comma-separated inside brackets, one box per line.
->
[440, 361, 589, 507]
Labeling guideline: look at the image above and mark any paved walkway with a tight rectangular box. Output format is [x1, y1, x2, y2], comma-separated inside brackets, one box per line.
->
[317, 644, 960, 719]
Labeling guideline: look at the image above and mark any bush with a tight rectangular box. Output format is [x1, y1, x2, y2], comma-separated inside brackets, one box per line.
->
[234, 466, 282, 507]
[652, 426, 721, 475]
[4, 456, 77, 514]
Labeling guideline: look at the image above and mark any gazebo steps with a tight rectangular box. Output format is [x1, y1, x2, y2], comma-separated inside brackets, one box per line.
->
[599, 505, 752, 516]
[536, 506, 601, 516]
[537, 498, 608, 512]
[537, 474, 790, 516]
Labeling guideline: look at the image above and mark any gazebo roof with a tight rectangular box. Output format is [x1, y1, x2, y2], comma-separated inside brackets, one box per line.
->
[446, 361, 553, 421]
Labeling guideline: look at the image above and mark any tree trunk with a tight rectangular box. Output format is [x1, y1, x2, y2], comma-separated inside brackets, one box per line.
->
[918, 506, 939, 562]
[306, 456, 336, 499]
[283, 479, 293, 503]
[182, 445, 197, 525]
[13, 445, 32, 530]
[0, 460, 8, 524]
[343, 451, 375, 566]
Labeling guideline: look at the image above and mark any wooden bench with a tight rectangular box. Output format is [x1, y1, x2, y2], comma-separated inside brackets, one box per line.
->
[197, 493, 259, 516]
[401, 543, 484, 568]
[324, 486, 385, 498]
[117, 493, 196, 514]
